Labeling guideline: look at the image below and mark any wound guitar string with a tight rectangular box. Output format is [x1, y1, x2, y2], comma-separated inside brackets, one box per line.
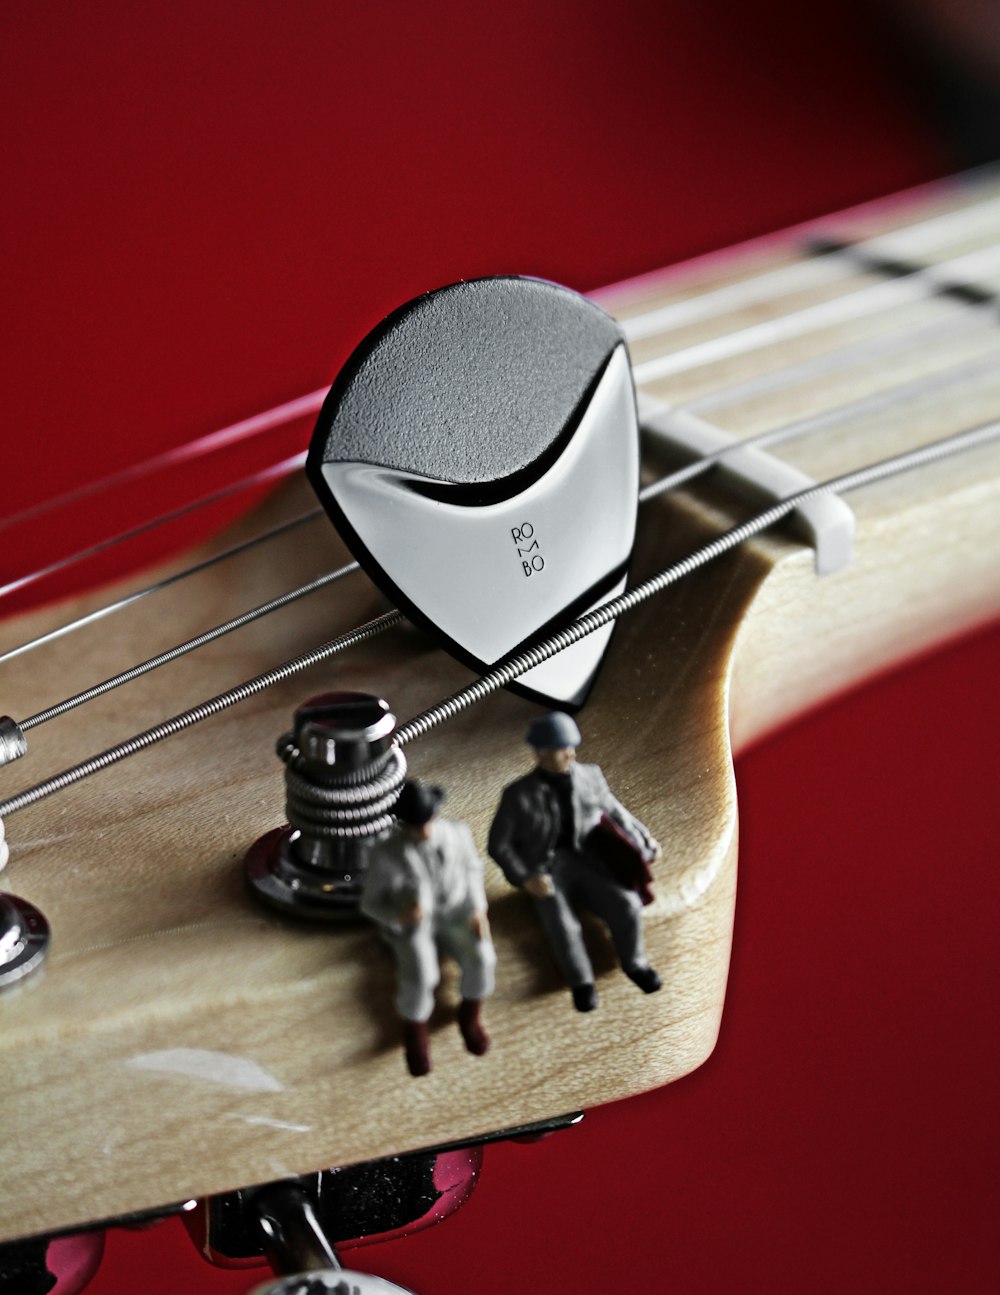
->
[1, 180, 998, 817]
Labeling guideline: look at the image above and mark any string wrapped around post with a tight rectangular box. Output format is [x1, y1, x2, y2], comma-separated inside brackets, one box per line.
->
[245, 692, 406, 921]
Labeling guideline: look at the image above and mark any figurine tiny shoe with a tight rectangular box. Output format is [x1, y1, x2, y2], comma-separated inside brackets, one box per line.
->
[572, 983, 598, 1012]
[457, 999, 490, 1055]
[625, 965, 662, 994]
[403, 1021, 431, 1077]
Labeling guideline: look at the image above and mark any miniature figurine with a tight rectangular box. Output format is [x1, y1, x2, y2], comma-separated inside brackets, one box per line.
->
[488, 713, 662, 1013]
[361, 780, 496, 1077]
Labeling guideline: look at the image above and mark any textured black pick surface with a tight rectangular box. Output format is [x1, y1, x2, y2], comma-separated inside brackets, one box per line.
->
[307, 276, 638, 708]
[309, 277, 624, 487]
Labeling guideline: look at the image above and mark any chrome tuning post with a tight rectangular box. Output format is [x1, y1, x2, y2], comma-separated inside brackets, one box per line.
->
[0, 817, 50, 989]
[244, 691, 406, 919]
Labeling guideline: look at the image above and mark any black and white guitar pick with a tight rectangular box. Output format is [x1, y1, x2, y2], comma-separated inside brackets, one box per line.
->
[307, 276, 638, 708]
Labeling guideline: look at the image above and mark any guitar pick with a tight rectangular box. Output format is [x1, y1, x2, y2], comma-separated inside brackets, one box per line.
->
[307, 277, 639, 708]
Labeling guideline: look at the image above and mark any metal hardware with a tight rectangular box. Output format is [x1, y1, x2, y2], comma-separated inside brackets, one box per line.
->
[0, 1111, 582, 1291]
[245, 692, 407, 919]
[192, 1158, 444, 1265]
[255, 1181, 341, 1273]
[198, 1158, 444, 1295]
[0, 890, 49, 988]
[0, 719, 26, 768]
[189, 1113, 580, 1269]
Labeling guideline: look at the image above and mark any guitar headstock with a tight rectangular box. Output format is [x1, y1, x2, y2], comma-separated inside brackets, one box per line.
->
[4, 170, 1000, 1252]
[0, 461, 753, 1243]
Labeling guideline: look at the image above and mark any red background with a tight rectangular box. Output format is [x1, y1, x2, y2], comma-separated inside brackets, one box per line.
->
[3, 3, 997, 1292]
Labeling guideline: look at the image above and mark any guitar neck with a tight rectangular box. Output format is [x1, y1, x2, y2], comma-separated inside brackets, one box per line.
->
[602, 167, 1000, 746]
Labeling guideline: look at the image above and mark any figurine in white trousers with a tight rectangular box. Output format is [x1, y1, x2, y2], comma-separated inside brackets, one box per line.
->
[361, 780, 496, 1076]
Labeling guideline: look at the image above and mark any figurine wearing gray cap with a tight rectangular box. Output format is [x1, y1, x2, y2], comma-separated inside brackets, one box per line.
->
[488, 713, 661, 1013]
[361, 779, 496, 1076]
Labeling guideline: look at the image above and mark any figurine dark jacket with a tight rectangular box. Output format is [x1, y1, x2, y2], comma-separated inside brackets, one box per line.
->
[488, 762, 655, 887]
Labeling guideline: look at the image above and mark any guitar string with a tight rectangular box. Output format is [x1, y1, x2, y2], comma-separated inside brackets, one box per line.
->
[0, 451, 308, 603]
[6, 340, 998, 743]
[5, 218, 998, 644]
[4, 254, 999, 716]
[0, 509, 327, 667]
[4, 201, 997, 613]
[3, 188, 996, 582]
[1, 414, 997, 821]
[685, 306, 996, 414]
[3, 284, 991, 667]
[17, 559, 362, 731]
[637, 343, 1000, 502]
[392, 416, 1000, 745]
[0, 388, 326, 535]
[630, 243, 1000, 385]
[2, 204, 997, 757]
[0, 614, 405, 819]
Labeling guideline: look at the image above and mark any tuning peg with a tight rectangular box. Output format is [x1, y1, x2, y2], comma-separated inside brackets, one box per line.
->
[244, 691, 407, 919]
[248, 1270, 416, 1295]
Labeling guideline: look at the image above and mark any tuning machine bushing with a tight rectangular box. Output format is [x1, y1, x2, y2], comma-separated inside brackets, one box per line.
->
[245, 692, 406, 919]
[0, 818, 49, 989]
[0, 893, 49, 988]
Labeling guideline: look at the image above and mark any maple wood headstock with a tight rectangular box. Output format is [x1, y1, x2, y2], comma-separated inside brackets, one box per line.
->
[3, 174, 1000, 1252]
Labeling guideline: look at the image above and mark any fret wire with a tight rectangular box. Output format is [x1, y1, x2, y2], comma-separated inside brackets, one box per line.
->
[843, 189, 1000, 259]
[2, 417, 997, 821]
[394, 416, 1000, 745]
[632, 244, 1000, 385]
[0, 452, 307, 604]
[0, 389, 326, 535]
[686, 307, 995, 414]
[638, 343, 1000, 503]
[618, 189, 1000, 340]
[0, 508, 324, 667]
[621, 255, 855, 341]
